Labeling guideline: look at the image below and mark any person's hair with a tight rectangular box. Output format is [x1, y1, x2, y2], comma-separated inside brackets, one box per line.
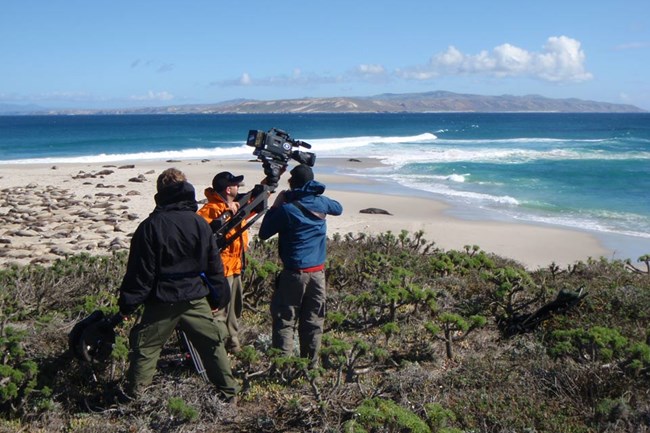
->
[156, 168, 187, 191]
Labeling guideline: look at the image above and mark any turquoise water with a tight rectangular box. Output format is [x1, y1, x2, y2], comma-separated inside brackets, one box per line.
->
[1, 113, 649, 253]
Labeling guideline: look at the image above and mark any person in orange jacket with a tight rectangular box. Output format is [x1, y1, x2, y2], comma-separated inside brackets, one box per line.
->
[197, 171, 249, 353]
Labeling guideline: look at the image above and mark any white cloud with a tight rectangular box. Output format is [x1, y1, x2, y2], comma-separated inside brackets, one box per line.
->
[129, 91, 174, 101]
[613, 41, 650, 51]
[400, 36, 593, 83]
[356, 64, 386, 76]
[240, 73, 252, 85]
[215, 70, 342, 88]
[213, 36, 592, 91]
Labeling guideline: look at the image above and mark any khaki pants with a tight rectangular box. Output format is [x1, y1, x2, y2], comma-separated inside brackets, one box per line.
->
[270, 269, 326, 368]
[126, 298, 239, 398]
[213, 274, 243, 350]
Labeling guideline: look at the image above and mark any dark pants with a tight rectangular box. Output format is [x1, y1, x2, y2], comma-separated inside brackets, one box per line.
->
[126, 298, 239, 398]
[270, 269, 326, 368]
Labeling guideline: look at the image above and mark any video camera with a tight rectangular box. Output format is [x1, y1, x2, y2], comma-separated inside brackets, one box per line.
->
[246, 128, 315, 188]
[212, 128, 315, 250]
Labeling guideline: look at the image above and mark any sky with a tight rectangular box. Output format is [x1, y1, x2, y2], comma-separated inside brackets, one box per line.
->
[1, 0, 650, 110]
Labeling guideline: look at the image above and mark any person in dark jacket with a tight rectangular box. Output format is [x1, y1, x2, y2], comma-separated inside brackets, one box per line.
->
[258, 164, 342, 367]
[118, 168, 239, 400]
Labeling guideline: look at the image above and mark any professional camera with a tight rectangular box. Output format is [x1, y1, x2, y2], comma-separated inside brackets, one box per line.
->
[246, 128, 315, 187]
[211, 127, 317, 251]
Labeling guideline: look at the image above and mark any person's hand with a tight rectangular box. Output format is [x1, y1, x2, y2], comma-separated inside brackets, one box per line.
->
[227, 201, 240, 214]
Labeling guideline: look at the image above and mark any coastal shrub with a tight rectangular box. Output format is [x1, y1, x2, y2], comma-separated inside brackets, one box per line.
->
[268, 350, 310, 385]
[0, 252, 126, 322]
[484, 266, 543, 327]
[623, 342, 650, 375]
[345, 397, 431, 433]
[424, 402, 462, 432]
[320, 335, 387, 385]
[424, 312, 487, 359]
[242, 236, 280, 312]
[0, 231, 649, 431]
[167, 397, 199, 423]
[625, 254, 650, 274]
[549, 326, 628, 362]
[0, 327, 39, 416]
[380, 321, 400, 344]
[549, 325, 650, 380]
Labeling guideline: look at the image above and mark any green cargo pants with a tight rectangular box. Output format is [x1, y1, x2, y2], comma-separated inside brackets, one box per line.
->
[126, 297, 239, 399]
[212, 274, 243, 351]
[270, 269, 326, 368]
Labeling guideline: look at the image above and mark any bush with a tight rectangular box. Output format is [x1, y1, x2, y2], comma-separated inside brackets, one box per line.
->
[346, 397, 431, 433]
[0, 327, 39, 416]
[0, 233, 649, 432]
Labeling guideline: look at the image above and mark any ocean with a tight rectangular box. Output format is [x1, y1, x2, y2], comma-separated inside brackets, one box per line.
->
[1, 113, 648, 260]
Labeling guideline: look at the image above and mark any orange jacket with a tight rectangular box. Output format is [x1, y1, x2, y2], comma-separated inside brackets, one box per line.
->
[197, 188, 249, 277]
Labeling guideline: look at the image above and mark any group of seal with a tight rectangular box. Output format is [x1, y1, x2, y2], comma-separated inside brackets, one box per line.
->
[0, 166, 148, 266]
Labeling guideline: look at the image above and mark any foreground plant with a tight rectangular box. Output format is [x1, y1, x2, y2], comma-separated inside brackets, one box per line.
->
[0, 235, 648, 432]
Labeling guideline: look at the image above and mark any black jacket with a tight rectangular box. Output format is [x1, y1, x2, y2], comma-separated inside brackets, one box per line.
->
[118, 181, 229, 315]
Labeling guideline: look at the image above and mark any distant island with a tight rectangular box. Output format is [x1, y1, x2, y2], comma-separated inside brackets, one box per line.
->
[1, 91, 646, 115]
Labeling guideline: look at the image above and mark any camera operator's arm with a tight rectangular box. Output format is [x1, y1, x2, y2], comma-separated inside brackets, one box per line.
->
[270, 190, 287, 208]
[259, 190, 288, 240]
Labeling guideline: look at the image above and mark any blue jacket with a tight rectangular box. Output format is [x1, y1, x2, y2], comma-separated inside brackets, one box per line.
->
[259, 180, 343, 270]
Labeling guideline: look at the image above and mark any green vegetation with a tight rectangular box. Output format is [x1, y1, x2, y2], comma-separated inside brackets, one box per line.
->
[167, 397, 199, 422]
[0, 231, 649, 432]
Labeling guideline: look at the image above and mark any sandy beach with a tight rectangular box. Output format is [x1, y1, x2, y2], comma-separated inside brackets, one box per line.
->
[0, 158, 613, 269]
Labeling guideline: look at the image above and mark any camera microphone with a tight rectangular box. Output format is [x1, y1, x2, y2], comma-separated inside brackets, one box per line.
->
[294, 140, 312, 149]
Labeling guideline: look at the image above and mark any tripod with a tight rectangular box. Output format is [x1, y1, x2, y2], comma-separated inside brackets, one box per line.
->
[175, 328, 209, 381]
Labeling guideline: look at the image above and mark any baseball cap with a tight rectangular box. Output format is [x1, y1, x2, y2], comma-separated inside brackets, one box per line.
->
[212, 171, 244, 191]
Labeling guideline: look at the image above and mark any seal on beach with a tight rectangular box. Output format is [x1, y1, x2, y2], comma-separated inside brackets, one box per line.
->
[359, 208, 393, 215]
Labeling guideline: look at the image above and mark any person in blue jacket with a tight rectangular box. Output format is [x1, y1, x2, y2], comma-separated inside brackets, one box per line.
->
[258, 164, 343, 367]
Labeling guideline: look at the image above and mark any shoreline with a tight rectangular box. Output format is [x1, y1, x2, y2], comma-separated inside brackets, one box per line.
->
[319, 158, 648, 265]
[0, 157, 637, 270]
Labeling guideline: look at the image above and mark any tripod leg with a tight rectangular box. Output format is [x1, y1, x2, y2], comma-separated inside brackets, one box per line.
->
[176, 329, 209, 382]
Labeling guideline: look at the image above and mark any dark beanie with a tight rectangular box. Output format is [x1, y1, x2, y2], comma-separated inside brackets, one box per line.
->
[289, 164, 314, 188]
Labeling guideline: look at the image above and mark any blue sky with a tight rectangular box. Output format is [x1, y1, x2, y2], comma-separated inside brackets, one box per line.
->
[1, 0, 649, 110]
